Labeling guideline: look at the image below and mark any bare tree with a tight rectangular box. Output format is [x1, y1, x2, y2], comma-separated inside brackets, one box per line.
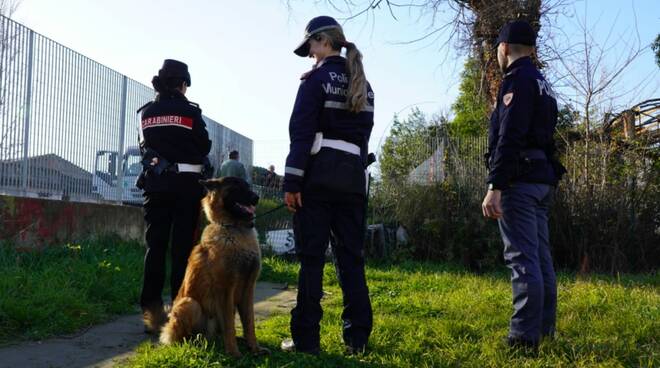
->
[548, 6, 655, 142]
[289, 0, 571, 106]
[546, 5, 658, 192]
[653, 34, 660, 68]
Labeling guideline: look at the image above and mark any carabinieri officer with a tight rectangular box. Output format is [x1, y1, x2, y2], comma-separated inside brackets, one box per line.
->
[482, 20, 566, 349]
[281, 16, 375, 355]
[136, 59, 212, 333]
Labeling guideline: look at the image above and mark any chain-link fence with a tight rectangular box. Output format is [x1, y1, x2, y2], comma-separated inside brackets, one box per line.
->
[252, 184, 293, 256]
[252, 132, 491, 258]
[404, 133, 488, 185]
[0, 15, 252, 205]
[368, 130, 490, 259]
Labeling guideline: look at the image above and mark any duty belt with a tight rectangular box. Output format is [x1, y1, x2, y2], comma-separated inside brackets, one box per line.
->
[175, 163, 203, 173]
[310, 132, 360, 156]
[521, 149, 547, 160]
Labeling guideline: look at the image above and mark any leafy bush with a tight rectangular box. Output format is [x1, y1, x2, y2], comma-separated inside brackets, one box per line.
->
[449, 56, 489, 138]
[378, 108, 446, 183]
[550, 138, 660, 272]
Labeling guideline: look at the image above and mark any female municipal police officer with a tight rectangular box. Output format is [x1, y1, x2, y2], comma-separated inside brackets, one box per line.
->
[281, 16, 375, 355]
[137, 59, 211, 333]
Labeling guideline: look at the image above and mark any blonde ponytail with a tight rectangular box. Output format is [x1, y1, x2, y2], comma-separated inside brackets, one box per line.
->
[344, 42, 368, 113]
[317, 29, 369, 114]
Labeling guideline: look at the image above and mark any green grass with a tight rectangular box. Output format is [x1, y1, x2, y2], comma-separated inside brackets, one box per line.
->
[0, 237, 145, 344]
[1, 239, 657, 367]
[125, 258, 659, 368]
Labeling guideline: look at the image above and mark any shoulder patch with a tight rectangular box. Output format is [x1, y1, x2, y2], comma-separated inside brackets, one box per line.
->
[188, 101, 201, 112]
[136, 101, 152, 114]
[503, 70, 517, 79]
[503, 92, 514, 106]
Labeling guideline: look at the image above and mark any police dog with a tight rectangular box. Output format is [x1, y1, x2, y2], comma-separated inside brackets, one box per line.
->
[156, 177, 267, 357]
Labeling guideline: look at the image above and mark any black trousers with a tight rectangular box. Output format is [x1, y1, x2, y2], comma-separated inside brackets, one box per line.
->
[140, 190, 201, 308]
[290, 197, 373, 352]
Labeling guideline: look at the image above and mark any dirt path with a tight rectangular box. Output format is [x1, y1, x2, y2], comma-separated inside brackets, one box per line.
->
[0, 282, 297, 368]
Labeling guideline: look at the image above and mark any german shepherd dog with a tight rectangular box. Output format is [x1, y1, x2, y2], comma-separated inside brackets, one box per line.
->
[146, 177, 268, 357]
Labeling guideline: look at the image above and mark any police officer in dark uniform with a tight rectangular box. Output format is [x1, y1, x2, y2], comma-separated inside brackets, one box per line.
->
[136, 59, 212, 332]
[280, 16, 375, 355]
[482, 21, 566, 349]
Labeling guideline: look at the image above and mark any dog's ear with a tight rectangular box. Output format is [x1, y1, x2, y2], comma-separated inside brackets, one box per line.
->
[199, 179, 217, 190]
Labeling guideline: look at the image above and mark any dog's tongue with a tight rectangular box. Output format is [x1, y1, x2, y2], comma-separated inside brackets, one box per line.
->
[238, 204, 256, 215]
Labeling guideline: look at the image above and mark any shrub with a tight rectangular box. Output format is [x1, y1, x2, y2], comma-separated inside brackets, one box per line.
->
[550, 138, 660, 273]
[372, 132, 660, 273]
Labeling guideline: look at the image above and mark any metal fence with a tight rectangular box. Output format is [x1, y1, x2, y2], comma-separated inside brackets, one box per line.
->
[0, 15, 253, 205]
[374, 128, 489, 185]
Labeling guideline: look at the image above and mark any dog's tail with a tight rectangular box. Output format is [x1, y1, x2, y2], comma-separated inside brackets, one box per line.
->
[160, 297, 204, 345]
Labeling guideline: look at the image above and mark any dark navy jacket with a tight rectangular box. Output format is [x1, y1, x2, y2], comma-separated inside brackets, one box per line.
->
[486, 56, 560, 189]
[138, 93, 211, 193]
[283, 55, 374, 194]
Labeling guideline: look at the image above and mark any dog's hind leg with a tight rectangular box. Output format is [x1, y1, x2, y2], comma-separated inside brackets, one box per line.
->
[219, 286, 241, 358]
[160, 297, 203, 345]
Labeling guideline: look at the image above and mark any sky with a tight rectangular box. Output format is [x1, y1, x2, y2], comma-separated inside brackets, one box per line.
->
[12, 0, 660, 171]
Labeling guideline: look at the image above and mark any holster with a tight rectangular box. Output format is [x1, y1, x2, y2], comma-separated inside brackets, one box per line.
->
[201, 156, 214, 180]
[550, 157, 567, 180]
[135, 148, 173, 190]
[304, 149, 366, 197]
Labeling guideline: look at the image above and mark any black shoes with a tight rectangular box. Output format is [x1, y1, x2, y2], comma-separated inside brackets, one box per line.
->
[506, 336, 539, 353]
[280, 339, 367, 355]
[281, 338, 366, 356]
[345, 345, 367, 356]
[280, 338, 320, 356]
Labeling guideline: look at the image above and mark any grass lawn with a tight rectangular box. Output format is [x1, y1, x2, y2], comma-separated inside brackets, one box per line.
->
[0, 240, 657, 366]
[126, 257, 659, 368]
[0, 237, 145, 344]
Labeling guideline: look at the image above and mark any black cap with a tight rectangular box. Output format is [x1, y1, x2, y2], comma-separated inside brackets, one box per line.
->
[294, 16, 342, 57]
[496, 20, 536, 46]
[159, 59, 191, 86]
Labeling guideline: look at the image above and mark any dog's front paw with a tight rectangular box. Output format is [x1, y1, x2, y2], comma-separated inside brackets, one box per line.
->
[226, 348, 242, 359]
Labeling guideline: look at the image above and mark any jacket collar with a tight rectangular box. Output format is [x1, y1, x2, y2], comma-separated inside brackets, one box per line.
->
[156, 90, 188, 101]
[505, 56, 533, 75]
[317, 55, 345, 68]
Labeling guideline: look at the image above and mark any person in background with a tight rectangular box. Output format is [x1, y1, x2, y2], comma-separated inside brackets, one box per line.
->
[264, 164, 278, 188]
[218, 150, 247, 180]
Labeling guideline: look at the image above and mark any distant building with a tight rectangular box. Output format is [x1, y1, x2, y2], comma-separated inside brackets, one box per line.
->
[0, 154, 92, 200]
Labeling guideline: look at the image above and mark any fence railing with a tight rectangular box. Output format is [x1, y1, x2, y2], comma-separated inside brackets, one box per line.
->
[375, 131, 488, 185]
[0, 15, 253, 205]
[367, 131, 489, 257]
